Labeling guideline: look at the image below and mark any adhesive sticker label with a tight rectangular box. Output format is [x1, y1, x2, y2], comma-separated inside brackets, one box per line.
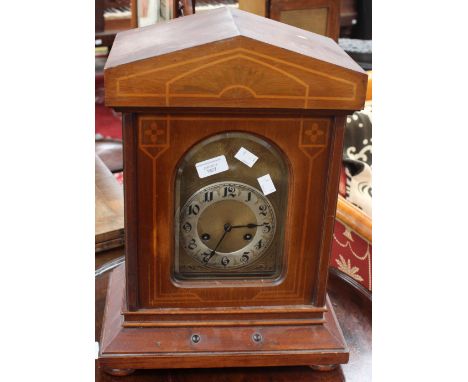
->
[195, 155, 229, 178]
[257, 174, 276, 196]
[234, 147, 259, 168]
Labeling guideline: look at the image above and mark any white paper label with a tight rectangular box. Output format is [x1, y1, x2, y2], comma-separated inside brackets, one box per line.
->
[234, 147, 259, 168]
[195, 155, 229, 178]
[257, 174, 276, 196]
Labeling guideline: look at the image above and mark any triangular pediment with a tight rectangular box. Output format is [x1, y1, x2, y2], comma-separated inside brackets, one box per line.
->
[105, 7, 367, 110]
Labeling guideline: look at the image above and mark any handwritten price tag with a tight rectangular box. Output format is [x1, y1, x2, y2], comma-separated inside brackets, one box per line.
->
[195, 155, 229, 178]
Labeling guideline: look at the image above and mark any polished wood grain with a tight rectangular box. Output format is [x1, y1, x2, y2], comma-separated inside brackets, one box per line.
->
[100, 7, 367, 372]
[99, 264, 348, 370]
[95, 257, 371, 381]
[122, 113, 139, 310]
[105, 8, 367, 110]
[366, 70, 372, 101]
[126, 113, 336, 313]
[336, 195, 372, 242]
[103, 110, 351, 367]
[95, 155, 124, 252]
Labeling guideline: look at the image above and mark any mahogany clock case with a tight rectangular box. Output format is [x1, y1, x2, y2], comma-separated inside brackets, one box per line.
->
[99, 263, 350, 371]
[98, 109, 352, 371]
[118, 110, 346, 326]
[99, 7, 367, 372]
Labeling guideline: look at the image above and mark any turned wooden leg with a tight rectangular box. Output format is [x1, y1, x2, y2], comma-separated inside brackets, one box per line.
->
[103, 368, 135, 376]
[309, 364, 338, 371]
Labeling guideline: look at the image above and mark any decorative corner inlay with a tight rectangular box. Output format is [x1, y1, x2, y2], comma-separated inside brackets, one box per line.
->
[298, 119, 329, 161]
[141, 120, 168, 146]
[300, 121, 328, 147]
[139, 118, 170, 160]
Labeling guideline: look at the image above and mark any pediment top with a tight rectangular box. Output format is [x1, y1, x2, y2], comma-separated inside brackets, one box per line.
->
[106, 7, 364, 74]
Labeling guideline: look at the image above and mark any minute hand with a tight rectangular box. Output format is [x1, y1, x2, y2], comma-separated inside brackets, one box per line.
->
[206, 223, 232, 262]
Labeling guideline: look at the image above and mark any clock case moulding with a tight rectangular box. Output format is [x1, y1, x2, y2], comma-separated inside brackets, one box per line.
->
[99, 7, 367, 374]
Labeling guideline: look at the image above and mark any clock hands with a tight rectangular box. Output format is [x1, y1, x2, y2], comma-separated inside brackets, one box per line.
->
[212, 224, 232, 252]
[203, 222, 269, 263]
[229, 222, 269, 229]
[204, 223, 232, 263]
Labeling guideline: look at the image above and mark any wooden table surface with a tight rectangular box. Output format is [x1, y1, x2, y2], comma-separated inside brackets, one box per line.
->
[95, 256, 371, 381]
[95, 155, 124, 252]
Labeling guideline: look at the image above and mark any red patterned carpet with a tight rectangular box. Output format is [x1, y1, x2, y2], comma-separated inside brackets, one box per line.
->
[332, 221, 372, 291]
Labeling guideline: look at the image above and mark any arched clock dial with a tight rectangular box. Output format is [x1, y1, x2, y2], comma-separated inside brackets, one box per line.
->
[174, 131, 289, 280]
[180, 182, 276, 269]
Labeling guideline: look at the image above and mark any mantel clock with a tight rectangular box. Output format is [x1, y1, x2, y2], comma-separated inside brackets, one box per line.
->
[98, 7, 367, 375]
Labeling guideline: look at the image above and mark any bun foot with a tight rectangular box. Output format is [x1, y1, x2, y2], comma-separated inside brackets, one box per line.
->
[103, 368, 135, 376]
[310, 364, 338, 371]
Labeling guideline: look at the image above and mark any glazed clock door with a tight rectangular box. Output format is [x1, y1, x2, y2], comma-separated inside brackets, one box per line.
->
[174, 132, 289, 280]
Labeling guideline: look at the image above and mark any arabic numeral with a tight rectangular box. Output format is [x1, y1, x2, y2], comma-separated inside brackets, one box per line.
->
[240, 252, 250, 263]
[202, 252, 211, 263]
[204, 191, 213, 202]
[182, 222, 192, 232]
[188, 238, 197, 250]
[259, 205, 267, 216]
[188, 204, 200, 215]
[262, 223, 271, 233]
[223, 186, 236, 198]
[254, 239, 263, 250]
[221, 256, 230, 266]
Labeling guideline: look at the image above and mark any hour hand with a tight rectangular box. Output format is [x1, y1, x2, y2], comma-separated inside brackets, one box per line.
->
[230, 222, 268, 229]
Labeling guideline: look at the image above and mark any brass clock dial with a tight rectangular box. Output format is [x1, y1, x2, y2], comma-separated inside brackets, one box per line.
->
[180, 182, 276, 270]
[174, 131, 289, 280]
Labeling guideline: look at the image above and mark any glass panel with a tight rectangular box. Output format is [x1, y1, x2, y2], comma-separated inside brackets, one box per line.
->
[174, 132, 289, 281]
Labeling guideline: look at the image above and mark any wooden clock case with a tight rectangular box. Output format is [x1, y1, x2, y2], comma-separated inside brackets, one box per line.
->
[98, 7, 367, 374]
